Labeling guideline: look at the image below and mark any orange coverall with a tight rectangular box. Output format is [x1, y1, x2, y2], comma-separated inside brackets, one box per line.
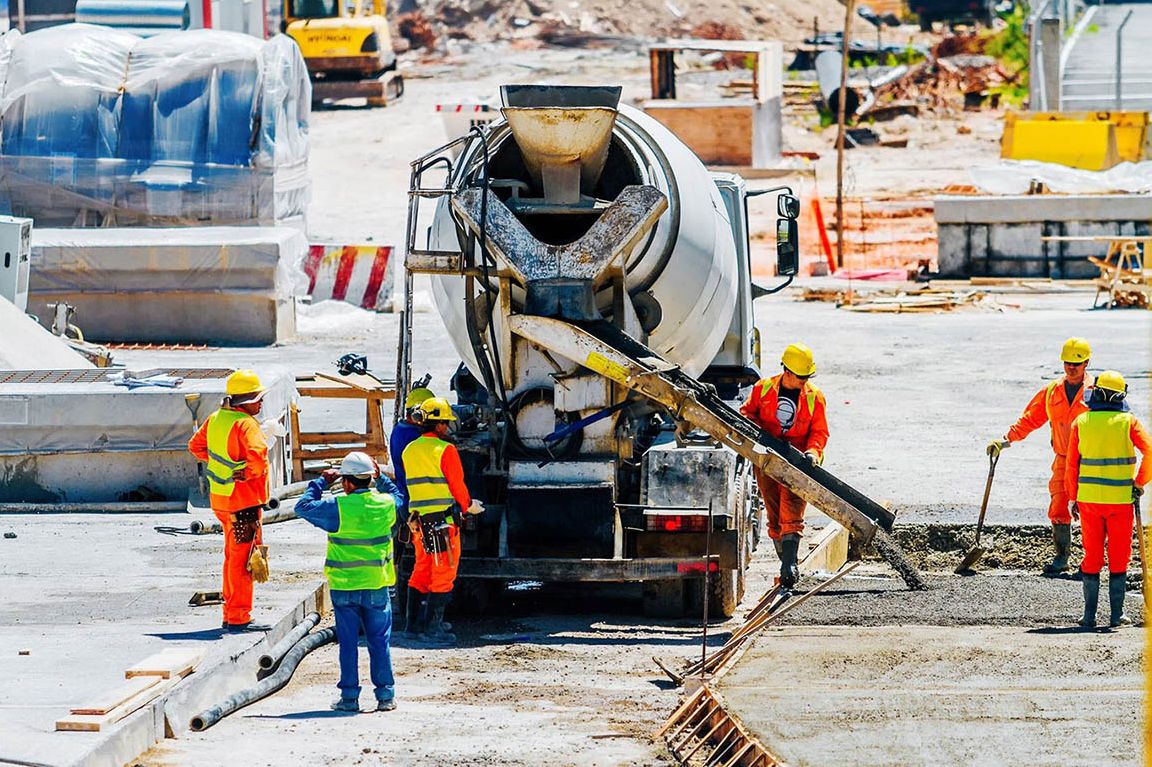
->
[1007, 376, 1090, 525]
[407, 435, 471, 594]
[189, 412, 269, 625]
[740, 375, 829, 540]
[1065, 416, 1152, 575]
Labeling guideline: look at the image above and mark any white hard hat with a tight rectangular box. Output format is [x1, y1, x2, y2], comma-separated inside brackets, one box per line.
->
[339, 451, 376, 478]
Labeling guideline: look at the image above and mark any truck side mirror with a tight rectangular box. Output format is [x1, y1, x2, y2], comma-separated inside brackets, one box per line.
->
[776, 219, 799, 277]
[777, 194, 800, 219]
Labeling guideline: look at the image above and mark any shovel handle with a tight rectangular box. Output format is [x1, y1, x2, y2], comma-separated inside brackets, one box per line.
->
[974, 451, 998, 543]
[1135, 500, 1149, 614]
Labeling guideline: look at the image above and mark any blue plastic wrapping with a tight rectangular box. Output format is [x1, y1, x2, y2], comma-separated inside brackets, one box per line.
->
[0, 24, 311, 226]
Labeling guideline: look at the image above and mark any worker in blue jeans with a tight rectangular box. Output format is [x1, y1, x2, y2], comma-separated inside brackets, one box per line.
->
[296, 451, 404, 712]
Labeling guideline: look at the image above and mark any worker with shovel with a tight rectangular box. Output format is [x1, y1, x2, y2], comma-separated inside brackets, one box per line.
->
[188, 370, 272, 633]
[401, 397, 484, 646]
[988, 337, 1093, 575]
[1064, 371, 1152, 629]
[740, 343, 829, 589]
[296, 451, 403, 711]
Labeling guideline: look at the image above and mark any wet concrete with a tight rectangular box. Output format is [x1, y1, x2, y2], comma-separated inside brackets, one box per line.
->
[718, 624, 1141, 767]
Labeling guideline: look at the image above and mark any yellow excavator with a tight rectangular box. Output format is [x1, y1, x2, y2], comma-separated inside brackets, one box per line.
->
[282, 0, 404, 107]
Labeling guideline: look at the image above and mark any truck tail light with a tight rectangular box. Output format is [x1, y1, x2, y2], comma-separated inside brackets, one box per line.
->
[646, 514, 709, 532]
[677, 561, 720, 573]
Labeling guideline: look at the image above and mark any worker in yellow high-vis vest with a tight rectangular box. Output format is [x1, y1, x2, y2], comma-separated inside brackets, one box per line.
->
[1064, 371, 1152, 629]
[401, 397, 483, 647]
[188, 370, 271, 633]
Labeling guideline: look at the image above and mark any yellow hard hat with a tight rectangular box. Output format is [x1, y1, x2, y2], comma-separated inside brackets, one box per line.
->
[1096, 370, 1127, 394]
[781, 343, 816, 377]
[226, 369, 265, 397]
[1061, 337, 1091, 364]
[405, 387, 435, 409]
[420, 396, 456, 422]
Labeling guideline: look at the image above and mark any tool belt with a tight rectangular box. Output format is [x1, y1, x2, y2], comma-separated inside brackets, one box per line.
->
[418, 508, 456, 556]
[231, 507, 261, 545]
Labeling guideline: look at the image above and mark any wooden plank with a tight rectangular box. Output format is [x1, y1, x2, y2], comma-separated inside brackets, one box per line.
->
[295, 387, 394, 400]
[1040, 235, 1152, 243]
[297, 431, 370, 445]
[799, 522, 848, 574]
[57, 679, 174, 732]
[70, 675, 161, 715]
[125, 649, 202, 680]
[642, 103, 754, 166]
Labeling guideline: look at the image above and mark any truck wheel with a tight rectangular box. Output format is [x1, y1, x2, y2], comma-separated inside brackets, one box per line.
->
[642, 581, 685, 617]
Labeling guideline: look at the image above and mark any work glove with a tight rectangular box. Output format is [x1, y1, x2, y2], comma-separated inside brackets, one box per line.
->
[321, 468, 340, 485]
[986, 439, 1010, 458]
[467, 499, 486, 516]
[1135, 486, 1145, 502]
[803, 451, 821, 466]
[1070, 501, 1080, 522]
[259, 418, 287, 441]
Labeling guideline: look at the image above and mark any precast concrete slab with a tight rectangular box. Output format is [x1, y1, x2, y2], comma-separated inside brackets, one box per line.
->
[934, 193, 1152, 278]
[0, 369, 293, 503]
[716, 622, 1141, 767]
[0, 512, 331, 767]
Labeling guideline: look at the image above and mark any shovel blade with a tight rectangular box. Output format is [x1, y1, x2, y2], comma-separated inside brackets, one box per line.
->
[955, 546, 986, 574]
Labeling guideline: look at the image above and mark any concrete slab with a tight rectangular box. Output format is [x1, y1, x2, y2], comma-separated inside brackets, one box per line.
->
[0, 512, 329, 767]
[717, 624, 1140, 767]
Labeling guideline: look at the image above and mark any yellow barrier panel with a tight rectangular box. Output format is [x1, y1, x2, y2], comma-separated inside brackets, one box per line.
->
[1002, 111, 1150, 170]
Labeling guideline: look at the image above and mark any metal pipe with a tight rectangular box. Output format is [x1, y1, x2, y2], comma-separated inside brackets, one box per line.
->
[190, 627, 335, 731]
[188, 478, 344, 533]
[258, 612, 320, 670]
[0, 501, 186, 514]
[1115, 10, 1134, 110]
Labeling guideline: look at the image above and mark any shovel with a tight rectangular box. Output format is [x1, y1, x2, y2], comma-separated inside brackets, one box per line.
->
[956, 450, 999, 573]
[1135, 498, 1149, 616]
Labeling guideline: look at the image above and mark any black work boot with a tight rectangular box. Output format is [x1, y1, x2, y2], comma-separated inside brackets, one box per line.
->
[1109, 572, 1131, 628]
[418, 592, 457, 647]
[779, 534, 801, 589]
[1043, 524, 1072, 575]
[400, 587, 425, 638]
[1078, 571, 1100, 627]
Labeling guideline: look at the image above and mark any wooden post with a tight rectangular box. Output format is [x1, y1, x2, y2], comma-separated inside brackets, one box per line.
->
[835, 0, 855, 270]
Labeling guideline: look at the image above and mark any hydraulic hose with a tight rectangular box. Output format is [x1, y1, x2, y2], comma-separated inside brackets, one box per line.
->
[190, 626, 335, 731]
[258, 612, 320, 671]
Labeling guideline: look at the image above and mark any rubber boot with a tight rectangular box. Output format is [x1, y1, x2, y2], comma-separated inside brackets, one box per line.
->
[779, 534, 801, 589]
[1043, 524, 1072, 575]
[1109, 572, 1131, 628]
[418, 592, 457, 647]
[399, 587, 425, 639]
[1078, 572, 1099, 627]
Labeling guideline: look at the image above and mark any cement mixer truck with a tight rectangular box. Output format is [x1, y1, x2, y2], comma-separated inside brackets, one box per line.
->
[397, 85, 915, 617]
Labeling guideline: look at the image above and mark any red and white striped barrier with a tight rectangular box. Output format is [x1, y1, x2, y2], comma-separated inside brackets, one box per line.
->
[304, 244, 394, 311]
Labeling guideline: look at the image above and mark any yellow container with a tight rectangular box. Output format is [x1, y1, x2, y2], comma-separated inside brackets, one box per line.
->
[1001, 111, 1149, 170]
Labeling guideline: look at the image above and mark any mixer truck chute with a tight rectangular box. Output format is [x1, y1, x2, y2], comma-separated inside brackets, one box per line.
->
[397, 84, 921, 617]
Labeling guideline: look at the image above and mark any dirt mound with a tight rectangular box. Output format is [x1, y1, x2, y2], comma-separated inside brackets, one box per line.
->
[414, 0, 848, 47]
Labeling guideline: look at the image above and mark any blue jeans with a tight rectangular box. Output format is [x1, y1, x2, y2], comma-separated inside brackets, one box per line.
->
[331, 587, 394, 701]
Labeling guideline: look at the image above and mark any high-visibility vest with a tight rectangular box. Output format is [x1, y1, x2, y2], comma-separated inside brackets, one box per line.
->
[205, 409, 249, 497]
[759, 376, 819, 418]
[1074, 410, 1137, 504]
[402, 435, 456, 517]
[325, 491, 396, 591]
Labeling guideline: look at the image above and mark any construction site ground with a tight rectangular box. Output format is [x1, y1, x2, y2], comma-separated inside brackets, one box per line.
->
[6, 45, 1148, 767]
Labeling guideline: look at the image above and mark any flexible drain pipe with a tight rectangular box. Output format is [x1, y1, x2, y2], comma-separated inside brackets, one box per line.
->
[190, 626, 335, 731]
[259, 612, 320, 671]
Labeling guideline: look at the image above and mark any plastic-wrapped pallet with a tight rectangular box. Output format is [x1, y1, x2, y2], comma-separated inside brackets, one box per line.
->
[0, 24, 310, 227]
[28, 226, 309, 345]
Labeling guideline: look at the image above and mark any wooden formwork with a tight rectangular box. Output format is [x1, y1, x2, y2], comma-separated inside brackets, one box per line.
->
[657, 685, 783, 767]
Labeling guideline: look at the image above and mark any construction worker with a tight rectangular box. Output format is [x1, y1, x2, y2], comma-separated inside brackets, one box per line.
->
[389, 386, 434, 637]
[740, 343, 829, 589]
[296, 451, 403, 712]
[188, 370, 271, 633]
[989, 337, 1093, 575]
[389, 386, 435, 525]
[401, 396, 483, 646]
[1065, 372, 1152, 629]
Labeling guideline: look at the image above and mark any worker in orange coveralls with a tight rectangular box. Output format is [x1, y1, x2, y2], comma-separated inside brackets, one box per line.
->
[740, 343, 829, 590]
[188, 370, 271, 633]
[1064, 371, 1152, 629]
[400, 397, 484, 646]
[988, 337, 1093, 575]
